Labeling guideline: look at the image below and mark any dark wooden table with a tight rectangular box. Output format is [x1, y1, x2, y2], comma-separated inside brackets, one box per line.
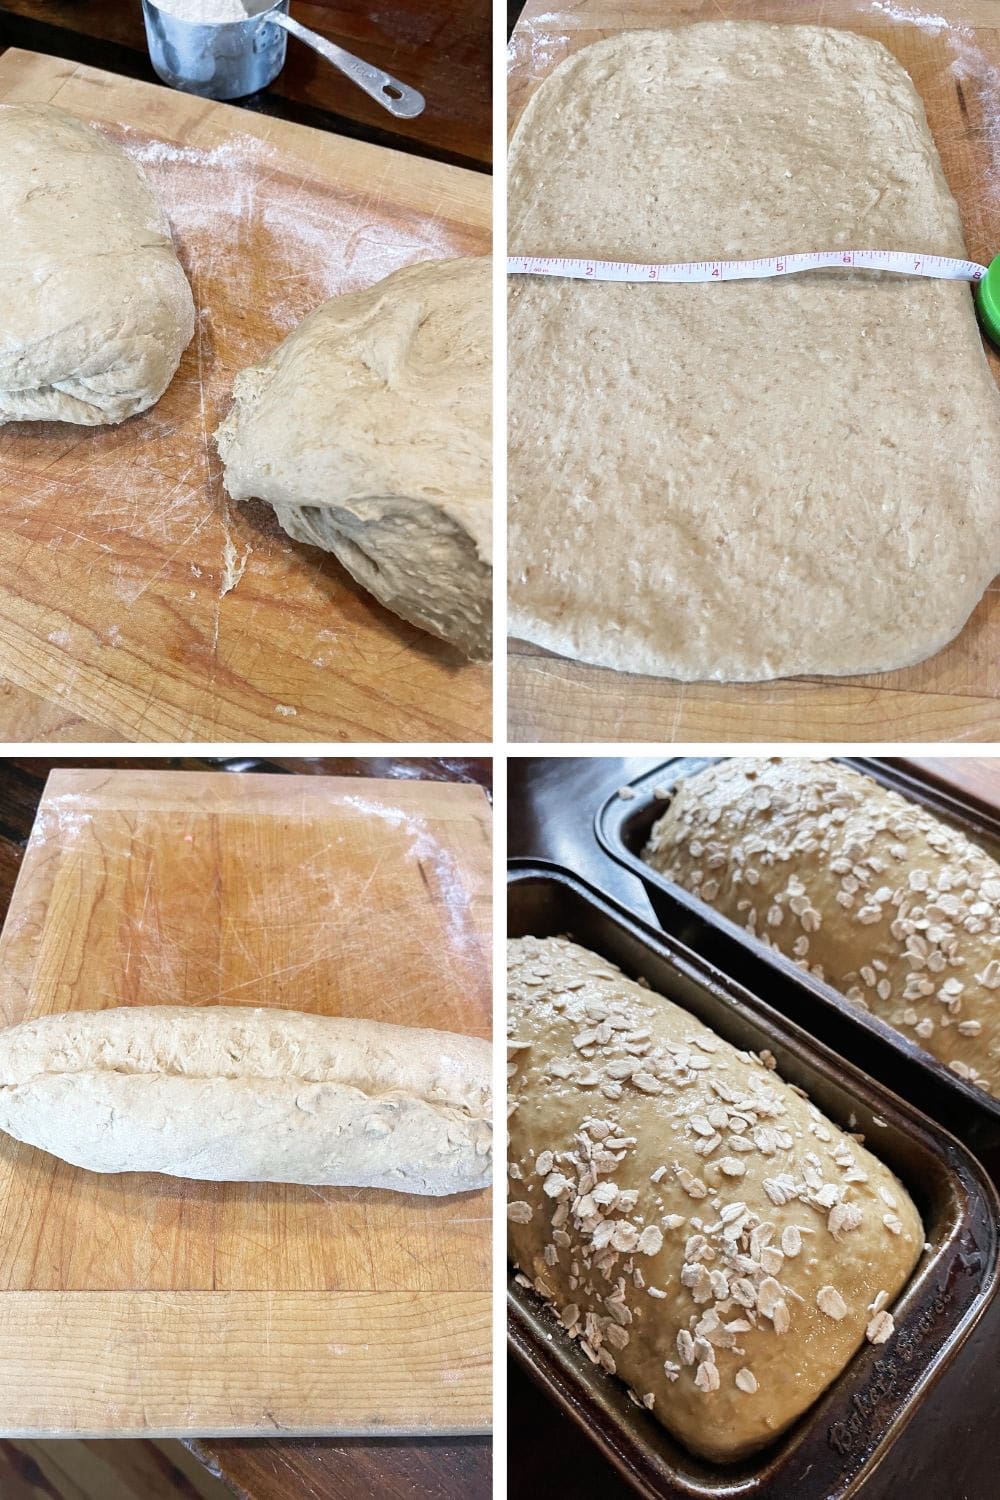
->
[0, 756, 491, 1500]
[0, 0, 490, 169]
[508, 755, 1000, 1500]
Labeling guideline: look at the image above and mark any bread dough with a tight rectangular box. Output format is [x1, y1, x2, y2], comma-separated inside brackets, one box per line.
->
[0, 104, 195, 426]
[508, 936, 922, 1461]
[508, 24, 1000, 681]
[0, 1005, 492, 1194]
[216, 256, 492, 659]
[643, 758, 1000, 1097]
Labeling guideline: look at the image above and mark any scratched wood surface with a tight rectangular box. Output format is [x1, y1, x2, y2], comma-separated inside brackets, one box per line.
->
[507, 0, 1000, 744]
[0, 769, 492, 1436]
[0, 51, 491, 743]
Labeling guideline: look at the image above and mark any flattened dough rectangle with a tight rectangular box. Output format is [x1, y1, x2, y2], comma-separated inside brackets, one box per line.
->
[507, 23, 1000, 682]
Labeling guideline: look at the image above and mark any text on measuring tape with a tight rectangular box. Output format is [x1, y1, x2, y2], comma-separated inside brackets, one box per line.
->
[506, 249, 988, 284]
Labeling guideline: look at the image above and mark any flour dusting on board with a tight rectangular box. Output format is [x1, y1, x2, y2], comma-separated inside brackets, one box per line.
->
[947, 37, 1000, 195]
[507, 20, 567, 86]
[342, 794, 483, 963]
[862, 2, 1000, 197]
[870, 3, 950, 31]
[122, 130, 460, 338]
[29, 796, 94, 857]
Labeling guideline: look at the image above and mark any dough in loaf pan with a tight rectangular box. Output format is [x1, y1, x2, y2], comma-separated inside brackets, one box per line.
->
[508, 935, 922, 1462]
[644, 759, 1000, 1098]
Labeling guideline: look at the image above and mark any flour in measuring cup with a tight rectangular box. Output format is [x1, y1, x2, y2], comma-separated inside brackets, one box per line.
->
[151, 0, 263, 23]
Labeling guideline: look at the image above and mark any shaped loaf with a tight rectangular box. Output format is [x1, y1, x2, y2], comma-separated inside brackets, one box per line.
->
[0, 1005, 492, 1194]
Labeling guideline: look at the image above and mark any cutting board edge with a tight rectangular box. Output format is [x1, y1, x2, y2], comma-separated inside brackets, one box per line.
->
[0, 1288, 492, 1437]
[38, 766, 493, 803]
[0, 1422, 492, 1439]
[0, 49, 491, 220]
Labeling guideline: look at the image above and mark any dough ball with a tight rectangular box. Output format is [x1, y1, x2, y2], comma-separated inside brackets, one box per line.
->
[216, 256, 492, 660]
[0, 103, 195, 426]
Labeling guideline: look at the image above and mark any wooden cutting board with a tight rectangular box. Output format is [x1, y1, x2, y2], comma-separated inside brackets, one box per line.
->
[0, 51, 491, 743]
[0, 769, 492, 1436]
[508, 0, 1000, 744]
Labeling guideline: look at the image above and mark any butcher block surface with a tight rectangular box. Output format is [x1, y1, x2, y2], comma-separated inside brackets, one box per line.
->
[507, 0, 1000, 744]
[0, 769, 492, 1436]
[0, 51, 491, 743]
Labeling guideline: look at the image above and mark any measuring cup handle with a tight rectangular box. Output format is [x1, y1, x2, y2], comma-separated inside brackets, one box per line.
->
[268, 13, 425, 119]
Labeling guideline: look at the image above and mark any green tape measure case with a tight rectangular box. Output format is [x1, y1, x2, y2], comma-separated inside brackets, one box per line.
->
[975, 256, 1000, 349]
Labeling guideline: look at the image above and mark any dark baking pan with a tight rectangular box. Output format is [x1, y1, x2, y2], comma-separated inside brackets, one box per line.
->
[595, 757, 1000, 1176]
[507, 862, 1000, 1500]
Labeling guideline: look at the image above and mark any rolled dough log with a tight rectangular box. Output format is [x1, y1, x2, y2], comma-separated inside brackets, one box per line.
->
[508, 24, 1000, 681]
[0, 1005, 492, 1194]
[0, 104, 195, 426]
[216, 256, 492, 660]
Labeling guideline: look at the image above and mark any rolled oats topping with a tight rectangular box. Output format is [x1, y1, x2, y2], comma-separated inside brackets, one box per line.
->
[866, 1310, 895, 1344]
[816, 1285, 849, 1320]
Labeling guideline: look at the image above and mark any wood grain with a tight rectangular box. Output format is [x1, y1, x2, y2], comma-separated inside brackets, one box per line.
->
[508, 0, 1000, 743]
[0, 0, 492, 169]
[899, 756, 1000, 806]
[0, 769, 491, 1436]
[188, 1432, 490, 1500]
[0, 51, 491, 743]
[0, 1438, 233, 1500]
[0, 1292, 490, 1437]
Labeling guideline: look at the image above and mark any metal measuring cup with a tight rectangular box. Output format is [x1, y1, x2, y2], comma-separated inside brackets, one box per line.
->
[140, 0, 425, 116]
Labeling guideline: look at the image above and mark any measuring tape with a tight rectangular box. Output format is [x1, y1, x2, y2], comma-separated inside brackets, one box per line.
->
[507, 250, 1000, 346]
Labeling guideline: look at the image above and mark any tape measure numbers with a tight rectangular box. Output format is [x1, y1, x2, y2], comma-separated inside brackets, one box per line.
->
[507, 250, 1000, 347]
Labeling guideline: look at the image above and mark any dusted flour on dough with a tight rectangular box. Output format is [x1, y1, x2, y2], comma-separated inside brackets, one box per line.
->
[0, 103, 195, 426]
[216, 256, 492, 659]
[507, 24, 1000, 681]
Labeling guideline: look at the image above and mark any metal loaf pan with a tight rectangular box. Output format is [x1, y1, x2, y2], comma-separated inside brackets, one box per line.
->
[595, 757, 1000, 1176]
[507, 863, 1000, 1500]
